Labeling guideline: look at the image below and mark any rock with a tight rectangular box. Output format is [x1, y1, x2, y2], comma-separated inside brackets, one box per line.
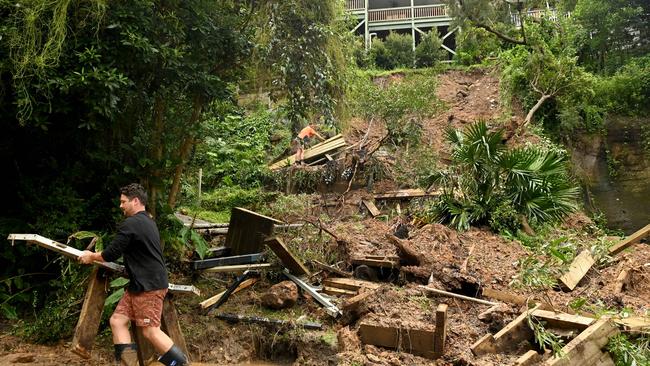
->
[261, 281, 298, 310]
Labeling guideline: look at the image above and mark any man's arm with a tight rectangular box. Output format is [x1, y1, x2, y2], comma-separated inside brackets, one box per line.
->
[78, 250, 104, 264]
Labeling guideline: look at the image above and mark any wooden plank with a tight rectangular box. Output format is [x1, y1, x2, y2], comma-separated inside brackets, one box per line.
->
[374, 189, 433, 200]
[351, 258, 400, 268]
[322, 286, 357, 296]
[71, 268, 108, 359]
[531, 309, 595, 331]
[609, 223, 650, 255]
[161, 296, 189, 361]
[470, 334, 496, 356]
[481, 287, 528, 305]
[225, 207, 281, 256]
[473, 305, 541, 355]
[594, 352, 615, 366]
[192, 253, 264, 270]
[265, 237, 310, 276]
[362, 200, 381, 217]
[202, 263, 273, 273]
[614, 316, 650, 332]
[313, 260, 352, 277]
[614, 268, 631, 294]
[515, 350, 543, 366]
[8, 234, 125, 273]
[269, 134, 346, 169]
[207, 246, 230, 257]
[167, 284, 201, 296]
[358, 322, 436, 359]
[558, 249, 595, 291]
[323, 278, 381, 292]
[199, 278, 258, 309]
[364, 255, 400, 261]
[545, 317, 618, 366]
[434, 304, 448, 358]
[419, 285, 498, 306]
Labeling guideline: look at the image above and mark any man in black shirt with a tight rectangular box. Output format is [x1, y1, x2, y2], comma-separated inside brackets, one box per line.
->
[79, 183, 187, 366]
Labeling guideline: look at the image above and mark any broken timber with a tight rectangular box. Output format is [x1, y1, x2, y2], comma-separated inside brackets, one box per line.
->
[269, 134, 347, 170]
[167, 284, 201, 296]
[225, 207, 282, 256]
[199, 278, 258, 310]
[362, 200, 381, 217]
[192, 253, 264, 270]
[215, 313, 323, 330]
[608, 223, 650, 255]
[283, 269, 341, 317]
[471, 304, 541, 356]
[8, 234, 125, 273]
[434, 304, 448, 358]
[202, 271, 259, 312]
[323, 277, 381, 292]
[545, 317, 618, 366]
[373, 189, 435, 200]
[419, 285, 498, 306]
[351, 257, 400, 268]
[71, 268, 108, 359]
[265, 237, 310, 276]
[202, 263, 273, 273]
[358, 319, 446, 359]
[312, 260, 352, 277]
[557, 249, 595, 291]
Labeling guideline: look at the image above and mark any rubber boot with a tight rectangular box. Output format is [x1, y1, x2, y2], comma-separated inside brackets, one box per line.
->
[120, 348, 139, 366]
[158, 344, 188, 366]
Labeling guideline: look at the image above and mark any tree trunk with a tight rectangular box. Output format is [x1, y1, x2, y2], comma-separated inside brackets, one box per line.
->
[522, 93, 551, 127]
[148, 95, 166, 218]
[167, 95, 203, 209]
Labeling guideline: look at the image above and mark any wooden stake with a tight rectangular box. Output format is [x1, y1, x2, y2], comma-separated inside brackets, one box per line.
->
[434, 304, 448, 358]
[419, 285, 498, 306]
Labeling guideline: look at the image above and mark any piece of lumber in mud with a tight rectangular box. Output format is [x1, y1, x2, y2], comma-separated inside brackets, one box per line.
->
[313, 260, 352, 277]
[434, 304, 448, 358]
[192, 253, 264, 270]
[215, 313, 323, 330]
[322, 286, 357, 296]
[199, 278, 258, 310]
[7, 234, 126, 273]
[373, 189, 433, 200]
[203, 263, 273, 273]
[358, 322, 438, 359]
[225, 207, 282, 256]
[471, 304, 541, 356]
[161, 296, 190, 360]
[71, 268, 108, 359]
[614, 268, 631, 294]
[545, 317, 618, 366]
[419, 285, 498, 306]
[515, 350, 543, 366]
[531, 309, 595, 331]
[265, 237, 310, 276]
[558, 249, 595, 291]
[614, 316, 650, 332]
[268, 134, 347, 170]
[609, 223, 650, 255]
[481, 287, 529, 305]
[362, 200, 381, 217]
[167, 284, 201, 296]
[323, 277, 381, 292]
[351, 257, 400, 268]
[363, 255, 400, 261]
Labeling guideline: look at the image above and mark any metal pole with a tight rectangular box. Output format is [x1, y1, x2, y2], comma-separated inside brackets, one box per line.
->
[198, 168, 202, 204]
[411, 0, 416, 66]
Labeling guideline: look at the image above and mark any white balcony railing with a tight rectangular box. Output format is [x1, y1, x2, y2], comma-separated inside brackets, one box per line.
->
[367, 4, 447, 22]
[346, 0, 365, 11]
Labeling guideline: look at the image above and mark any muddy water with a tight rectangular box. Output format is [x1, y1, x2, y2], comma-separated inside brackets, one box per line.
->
[570, 116, 650, 234]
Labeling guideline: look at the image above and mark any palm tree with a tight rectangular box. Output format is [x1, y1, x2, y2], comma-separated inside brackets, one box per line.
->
[428, 121, 578, 231]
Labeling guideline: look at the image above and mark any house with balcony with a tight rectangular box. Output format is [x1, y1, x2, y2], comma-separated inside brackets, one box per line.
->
[345, 0, 457, 57]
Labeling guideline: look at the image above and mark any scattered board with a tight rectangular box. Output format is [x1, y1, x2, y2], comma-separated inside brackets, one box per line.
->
[558, 249, 595, 291]
[265, 237, 310, 276]
[225, 207, 282, 256]
[269, 134, 347, 170]
[608, 223, 650, 255]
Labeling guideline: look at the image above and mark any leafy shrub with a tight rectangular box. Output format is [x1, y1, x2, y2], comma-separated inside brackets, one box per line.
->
[369, 32, 413, 69]
[422, 121, 579, 231]
[201, 186, 275, 213]
[415, 29, 447, 67]
[454, 26, 503, 65]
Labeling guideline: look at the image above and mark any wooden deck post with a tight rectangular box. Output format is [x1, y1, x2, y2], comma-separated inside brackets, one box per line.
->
[71, 268, 108, 359]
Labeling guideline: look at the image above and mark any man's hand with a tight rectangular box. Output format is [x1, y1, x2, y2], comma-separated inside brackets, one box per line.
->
[78, 250, 100, 265]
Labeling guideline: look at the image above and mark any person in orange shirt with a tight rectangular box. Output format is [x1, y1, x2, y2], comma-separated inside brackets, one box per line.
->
[293, 125, 325, 165]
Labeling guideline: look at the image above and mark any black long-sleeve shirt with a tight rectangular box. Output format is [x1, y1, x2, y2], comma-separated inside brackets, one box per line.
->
[102, 211, 168, 292]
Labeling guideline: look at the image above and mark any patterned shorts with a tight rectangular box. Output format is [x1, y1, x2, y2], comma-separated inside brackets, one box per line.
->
[114, 288, 167, 327]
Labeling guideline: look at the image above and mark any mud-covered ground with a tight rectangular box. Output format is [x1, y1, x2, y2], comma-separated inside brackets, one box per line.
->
[2, 69, 649, 366]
